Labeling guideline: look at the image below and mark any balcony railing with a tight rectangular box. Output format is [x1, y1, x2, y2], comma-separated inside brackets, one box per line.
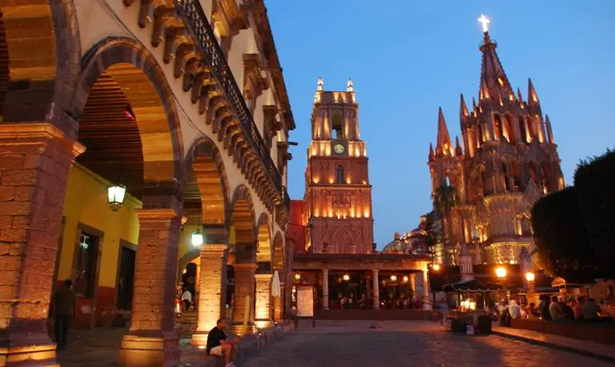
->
[174, 0, 283, 193]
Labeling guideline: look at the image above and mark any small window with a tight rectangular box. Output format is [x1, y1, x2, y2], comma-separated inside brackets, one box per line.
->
[75, 232, 100, 298]
[332, 114, 344, 139]
[336, 165, 345, 184]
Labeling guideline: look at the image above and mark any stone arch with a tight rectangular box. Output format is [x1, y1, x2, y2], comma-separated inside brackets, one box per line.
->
[184, 136, 230, 225]
[256, 212, 272, 263]
[331, 227, 354, 253]
[74, 37, 184, 202]
[0, 0, 82, 127]
[230, 184, 257, 262]
[176, 248, 200, 284]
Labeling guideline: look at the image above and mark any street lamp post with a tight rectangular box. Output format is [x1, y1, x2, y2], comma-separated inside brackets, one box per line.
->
[495, 266, 509, 301]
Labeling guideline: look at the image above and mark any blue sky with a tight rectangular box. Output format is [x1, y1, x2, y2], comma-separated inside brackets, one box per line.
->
[266, 0, 615, 248]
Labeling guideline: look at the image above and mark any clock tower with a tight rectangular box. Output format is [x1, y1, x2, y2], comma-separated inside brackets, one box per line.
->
[304, 78, 374, 254]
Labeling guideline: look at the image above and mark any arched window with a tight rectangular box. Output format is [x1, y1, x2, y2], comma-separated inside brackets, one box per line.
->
[477, 123, 484, 145]
[529, 162, 538, 183]
[494, 114, 504, 141]
[336, 165, 345, 184]
[520, 217, 532, 236]
[501, 161, 510, 191]
[511, 161, 521, 190]
[518, 116, 527, 143]
[331, 114, 344, 139]
[504, 115, 515, 143]
[480, 168, 487, 196]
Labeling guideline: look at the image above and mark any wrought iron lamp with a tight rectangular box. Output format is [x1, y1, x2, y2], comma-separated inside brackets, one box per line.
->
[107, 184, 126, 211]
[191, 229, 204, 247]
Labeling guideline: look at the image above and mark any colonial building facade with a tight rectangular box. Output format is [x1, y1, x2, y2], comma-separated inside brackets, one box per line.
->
[428, 28, 565, 266]
[290, 80, 431, 313]
[0, 1, 293, 366]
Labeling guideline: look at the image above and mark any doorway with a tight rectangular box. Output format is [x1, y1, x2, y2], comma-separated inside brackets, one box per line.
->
[116, 243, 136, 310]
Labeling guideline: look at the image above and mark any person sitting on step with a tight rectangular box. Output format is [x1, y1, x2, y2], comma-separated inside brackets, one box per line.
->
[206, 319, 241, 367]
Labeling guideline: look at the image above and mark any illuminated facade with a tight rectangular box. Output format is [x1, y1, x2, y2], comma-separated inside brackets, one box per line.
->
[0, 1, 293, 366]
[428, 23, 565, 266]
[303, 79, 374, 254]
[290, 80, 432, 314]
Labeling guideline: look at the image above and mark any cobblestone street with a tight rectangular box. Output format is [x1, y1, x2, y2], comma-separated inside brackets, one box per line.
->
[239, 321, 615, 367]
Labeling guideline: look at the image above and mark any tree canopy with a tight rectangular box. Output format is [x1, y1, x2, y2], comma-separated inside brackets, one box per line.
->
[530, 187, 596, 282]
[531, 148, 615, 281]
[574, 148, 615, 263]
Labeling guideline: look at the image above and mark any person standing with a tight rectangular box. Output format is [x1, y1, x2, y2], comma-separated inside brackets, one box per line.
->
[54, 279, 75, 351]
[181, 289, 192, 311]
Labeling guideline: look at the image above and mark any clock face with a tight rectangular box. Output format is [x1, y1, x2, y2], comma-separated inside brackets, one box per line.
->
[334, 144, 345, 154]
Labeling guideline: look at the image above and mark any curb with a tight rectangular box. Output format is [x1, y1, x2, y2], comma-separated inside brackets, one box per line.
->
[492, 331, 615, 364]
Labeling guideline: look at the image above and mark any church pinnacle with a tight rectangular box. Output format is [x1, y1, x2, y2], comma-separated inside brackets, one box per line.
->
[477, 15, 514, 108]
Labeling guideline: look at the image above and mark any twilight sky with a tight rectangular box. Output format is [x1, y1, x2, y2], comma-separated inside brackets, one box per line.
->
[266, 0, 615, 248]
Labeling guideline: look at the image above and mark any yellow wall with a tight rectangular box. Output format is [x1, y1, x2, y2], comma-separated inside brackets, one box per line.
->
[57, 163, 141, 288]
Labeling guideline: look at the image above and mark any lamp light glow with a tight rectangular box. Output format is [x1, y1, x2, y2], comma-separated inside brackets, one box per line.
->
[525, 272, 535, 282]
[390, 275, 397, 281]
[432, 264, 441, 271]
[495, 266, 507, 279]
[342, 274, 350, 281]
[191, 230, 204, 247]
[107, 184, 126, 211]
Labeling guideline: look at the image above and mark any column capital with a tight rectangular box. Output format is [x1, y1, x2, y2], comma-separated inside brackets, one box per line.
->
[202, 224, 228, 245]
[255, 273, 273, 280]
[322, 269, 329, 274]
[200, 244, 229, 256]
[233, 262, 258, 270]
[134, 208, 181, 221]
[0, 122, 85, 157]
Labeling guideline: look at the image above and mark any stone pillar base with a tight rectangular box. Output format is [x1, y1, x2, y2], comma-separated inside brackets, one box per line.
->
[254, 319, 272, 329]
[118, 331, 179, 367]
[230, 323, 254, 335]
[422, 299, 433, 311]
[0, 332, 58, 367]
[190, 332, 208, 347]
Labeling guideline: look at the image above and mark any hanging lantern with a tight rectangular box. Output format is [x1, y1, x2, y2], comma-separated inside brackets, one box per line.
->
[191, 230, 204, 247]
[107, 184, 126, 211]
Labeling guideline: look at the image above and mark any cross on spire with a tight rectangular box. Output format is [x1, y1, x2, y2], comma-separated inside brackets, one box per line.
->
[478, 14, 490, 34]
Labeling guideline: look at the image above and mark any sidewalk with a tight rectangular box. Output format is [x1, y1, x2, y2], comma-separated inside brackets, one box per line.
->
[493, 326, 615, 363]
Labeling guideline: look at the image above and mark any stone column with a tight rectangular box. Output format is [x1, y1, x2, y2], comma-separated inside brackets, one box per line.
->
[422, 270, 432, 310]
[231, 263, 256, 333]
[118, 208, 182, 367]
[191, 232, 228, 346]
[254, 274, 272, 328]
[0, 123, 84, 366]
[409, 273, 417, 298]
[322, 269, 329, 310]
[372, 269, 380, 310]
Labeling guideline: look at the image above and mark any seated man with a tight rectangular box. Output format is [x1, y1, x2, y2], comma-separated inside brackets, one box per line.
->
[206, 319, 241, 367]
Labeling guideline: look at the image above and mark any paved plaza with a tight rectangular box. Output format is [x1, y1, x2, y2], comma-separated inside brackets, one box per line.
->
[239, 321, 615, 367]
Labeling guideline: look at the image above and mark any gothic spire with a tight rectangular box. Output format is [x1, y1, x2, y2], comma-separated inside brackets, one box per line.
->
[477, 18, 513, 108]
[460, 93, 469, 118]
[429, 143, 435, 162]
[545, 114, 555, 144]
[454, 136, 463, 156]
[436, 107, 453, 156]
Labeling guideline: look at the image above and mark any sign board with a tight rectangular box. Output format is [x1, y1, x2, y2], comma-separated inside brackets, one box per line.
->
[296, 285, 314, 317]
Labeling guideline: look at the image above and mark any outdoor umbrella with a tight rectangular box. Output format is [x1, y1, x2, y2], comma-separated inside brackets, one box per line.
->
[271, 270, 281, 297]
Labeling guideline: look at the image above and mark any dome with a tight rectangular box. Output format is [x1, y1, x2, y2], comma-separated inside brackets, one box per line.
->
[381, 239, 403, 254]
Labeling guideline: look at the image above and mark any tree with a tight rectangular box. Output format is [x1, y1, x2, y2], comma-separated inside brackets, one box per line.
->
[432, 185, 458, 263]
[530, 187, 598, 282]
[574, 148, 615, 264]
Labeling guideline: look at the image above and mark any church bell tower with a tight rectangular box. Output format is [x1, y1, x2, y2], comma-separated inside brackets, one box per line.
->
[304, 78, 374, 254]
